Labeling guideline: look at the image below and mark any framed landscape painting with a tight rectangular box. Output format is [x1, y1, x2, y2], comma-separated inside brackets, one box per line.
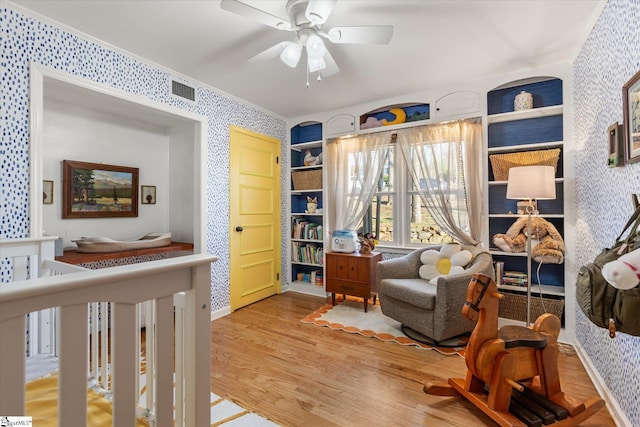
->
[63, 160, 139, 218]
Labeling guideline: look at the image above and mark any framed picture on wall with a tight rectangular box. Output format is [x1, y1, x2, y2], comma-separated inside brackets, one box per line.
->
[62, 160, 139, 218]
[43, 180, 54, 205]
[623, 70, 640, 164]
[141, 185, 156, 205]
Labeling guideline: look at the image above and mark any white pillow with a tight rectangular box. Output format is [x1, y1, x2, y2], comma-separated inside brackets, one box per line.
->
[418, 243, 473, 284]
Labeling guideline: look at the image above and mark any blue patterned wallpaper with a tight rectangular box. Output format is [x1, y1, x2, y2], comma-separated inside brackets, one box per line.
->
[0, 6, 288, 310]
[573, 0, 640, 425]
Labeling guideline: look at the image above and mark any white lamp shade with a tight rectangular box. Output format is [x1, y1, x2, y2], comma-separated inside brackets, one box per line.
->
[280, 42, 302, 68]
[306, 33, 327, 60]
[308, 57, 326, 72]
[506, 166, 556, 200]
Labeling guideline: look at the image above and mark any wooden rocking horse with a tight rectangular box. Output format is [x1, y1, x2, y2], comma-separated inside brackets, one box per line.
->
[424, 273, 605, 427]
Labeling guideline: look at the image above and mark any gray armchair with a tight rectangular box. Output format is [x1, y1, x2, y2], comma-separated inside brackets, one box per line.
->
[377, 244, 494, 344]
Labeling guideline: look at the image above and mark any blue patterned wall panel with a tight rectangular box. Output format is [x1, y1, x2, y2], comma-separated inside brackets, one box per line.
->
[0, 7, 288, 311]
[487, 115, 564, 148]
[487, 78, 563, 115]
[573, 0, 640, 425]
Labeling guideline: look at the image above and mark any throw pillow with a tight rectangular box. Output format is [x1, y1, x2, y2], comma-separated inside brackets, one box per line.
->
[418, 243, 473, 284]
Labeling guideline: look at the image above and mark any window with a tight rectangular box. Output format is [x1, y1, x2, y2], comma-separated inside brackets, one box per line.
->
[335, 117, 481, 248]
[357, 144, 455, 247]
[359, 145, 395, 244]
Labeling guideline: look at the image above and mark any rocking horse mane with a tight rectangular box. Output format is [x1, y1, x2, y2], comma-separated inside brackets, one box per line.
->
[463, 274, 502, 375]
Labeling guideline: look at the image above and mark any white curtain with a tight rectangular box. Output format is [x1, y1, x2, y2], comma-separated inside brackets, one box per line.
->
[326, 131, 393, 233]
[396, 118, 483, 245]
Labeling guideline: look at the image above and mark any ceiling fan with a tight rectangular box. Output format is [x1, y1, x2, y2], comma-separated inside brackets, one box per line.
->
[220, 0, 393, 79]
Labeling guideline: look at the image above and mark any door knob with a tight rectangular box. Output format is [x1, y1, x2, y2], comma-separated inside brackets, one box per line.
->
[235, 226, 243, 232]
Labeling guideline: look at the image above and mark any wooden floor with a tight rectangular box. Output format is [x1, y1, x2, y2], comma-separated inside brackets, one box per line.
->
[210, 292, 615, 427]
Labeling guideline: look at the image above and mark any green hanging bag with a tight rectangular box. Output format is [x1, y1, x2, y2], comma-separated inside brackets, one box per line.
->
[575, 205, 640, 338]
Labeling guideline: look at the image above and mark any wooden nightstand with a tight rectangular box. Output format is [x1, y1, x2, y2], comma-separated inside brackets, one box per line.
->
[325, 251, 382, 312]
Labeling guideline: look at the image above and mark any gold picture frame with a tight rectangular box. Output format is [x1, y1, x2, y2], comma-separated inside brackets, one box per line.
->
[623, 70, 640, 164]
[63, 160, 139, 218]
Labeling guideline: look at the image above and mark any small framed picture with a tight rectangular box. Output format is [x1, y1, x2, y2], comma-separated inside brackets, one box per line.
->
[141, 185, 156, 205]
[623, 70, 640, 164]
[607, 122, 623, 167]
[43, 180, 54, 205]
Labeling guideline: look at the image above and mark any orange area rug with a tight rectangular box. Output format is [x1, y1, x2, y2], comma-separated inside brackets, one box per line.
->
[301, 296, 466, 356]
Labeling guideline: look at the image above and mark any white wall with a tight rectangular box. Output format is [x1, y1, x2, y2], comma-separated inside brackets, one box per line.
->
[42, 97, 171, 247]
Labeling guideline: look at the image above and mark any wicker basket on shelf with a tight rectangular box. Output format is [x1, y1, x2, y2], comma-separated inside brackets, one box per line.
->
[490, 148, 560, 181]
[292, 169, 322, 190]
[498, 292, 564, 322]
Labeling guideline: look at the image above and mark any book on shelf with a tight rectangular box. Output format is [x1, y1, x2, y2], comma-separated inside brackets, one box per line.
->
[501, 270, 528, 287]
[291, 218, 323, 240]
[504, 271, 527, 278]
[495, 261, 504, 286]
[291, 241, 324, 265]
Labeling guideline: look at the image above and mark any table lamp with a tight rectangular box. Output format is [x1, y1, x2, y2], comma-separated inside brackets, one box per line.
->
[506, 165, 556, 325]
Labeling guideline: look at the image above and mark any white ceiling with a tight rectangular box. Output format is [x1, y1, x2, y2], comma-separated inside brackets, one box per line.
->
[11, 0, 605, 119]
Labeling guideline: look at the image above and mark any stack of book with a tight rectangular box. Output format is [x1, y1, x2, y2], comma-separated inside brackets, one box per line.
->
[292, 218, 323, 240]
[291, 242, 323, 265]
[502, 271, 528, 287]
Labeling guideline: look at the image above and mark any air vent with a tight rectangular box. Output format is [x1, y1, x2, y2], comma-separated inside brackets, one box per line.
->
[171, 80, 196, 102]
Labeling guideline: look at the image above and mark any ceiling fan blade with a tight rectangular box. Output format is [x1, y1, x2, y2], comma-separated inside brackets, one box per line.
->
[220, 0, 292, 30]
[305, 0, 337, 25]
[320, 50, 340, 77]
[327, 26, 394, 44]
[248, 41, 291, 63]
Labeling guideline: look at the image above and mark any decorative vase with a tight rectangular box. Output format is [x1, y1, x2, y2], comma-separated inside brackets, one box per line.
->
[514, 90, 533, 111]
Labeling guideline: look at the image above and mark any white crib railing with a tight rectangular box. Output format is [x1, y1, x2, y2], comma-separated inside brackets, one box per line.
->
[0, 238, 216, 427]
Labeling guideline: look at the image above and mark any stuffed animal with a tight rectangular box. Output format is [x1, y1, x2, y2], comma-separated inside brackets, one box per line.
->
[303, 150, 322, 166]
[493, 216, 565, 264]
[358, 233, 376, 254]
[602, 247, 640, 290]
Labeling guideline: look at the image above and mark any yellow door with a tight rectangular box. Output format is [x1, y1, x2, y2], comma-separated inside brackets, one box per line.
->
[229, 125, 281, 310]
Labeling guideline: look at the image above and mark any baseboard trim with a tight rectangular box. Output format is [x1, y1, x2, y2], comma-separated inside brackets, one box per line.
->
[574, 343, 632, 427]
[211, 306, 231, 321]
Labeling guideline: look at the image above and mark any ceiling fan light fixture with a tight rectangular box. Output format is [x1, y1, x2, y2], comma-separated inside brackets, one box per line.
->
[280, 42, 302, 67]
[308, 57, 326, 72]
[304, 0, 337, 25]
[306, 33, 326, 60]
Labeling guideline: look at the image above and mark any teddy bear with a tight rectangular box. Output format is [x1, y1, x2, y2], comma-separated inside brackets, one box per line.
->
[602, 247, 640, 290]
[493, 216, 565, 264]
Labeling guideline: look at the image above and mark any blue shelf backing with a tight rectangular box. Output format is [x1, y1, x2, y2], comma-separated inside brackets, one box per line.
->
[360, 103, 430, 129]
[291, 192, 323, 212]
[291, 147, 322, 168]
[491, 253, 564, 288]
[488, 115, 563, 148]
[291, 122, 322, 144]
[488, 183, 564, 215]
[488, 78, 563, 115]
